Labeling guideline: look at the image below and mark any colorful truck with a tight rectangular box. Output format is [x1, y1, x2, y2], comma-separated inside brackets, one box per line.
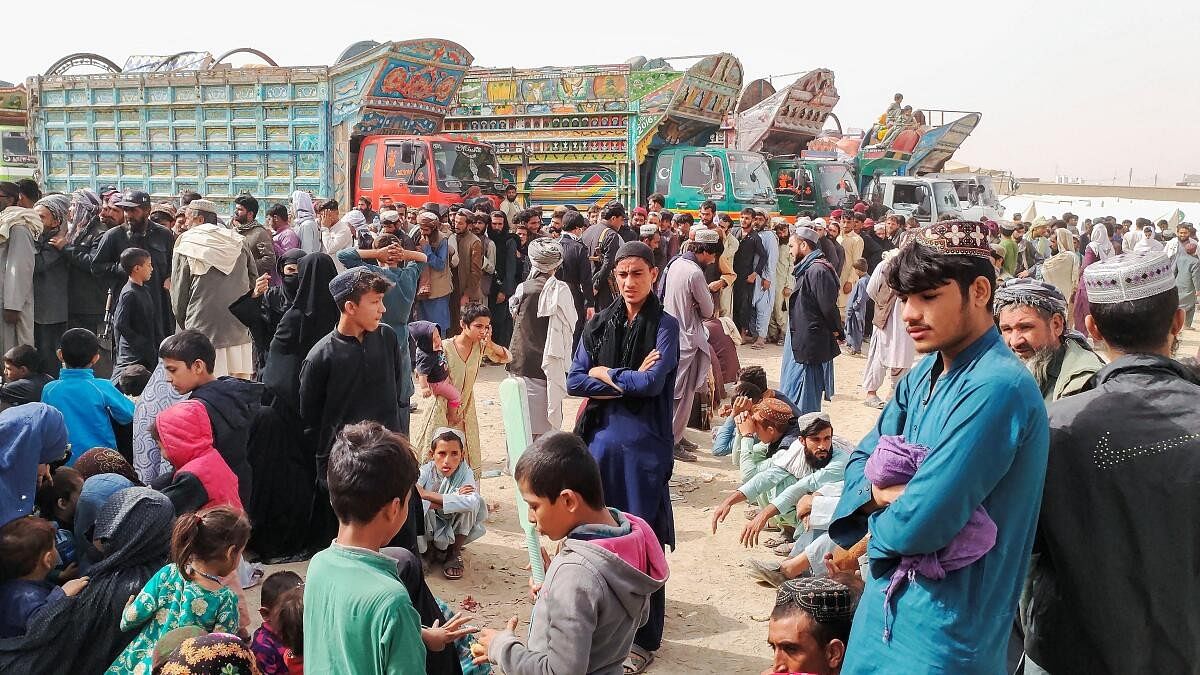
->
[0, 84, 34, 182]
[25, 40, 491, 212]
[444, 53, 776, 217]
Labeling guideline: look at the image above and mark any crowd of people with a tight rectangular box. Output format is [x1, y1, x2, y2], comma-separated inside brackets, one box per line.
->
[0, 171, 1197, 674]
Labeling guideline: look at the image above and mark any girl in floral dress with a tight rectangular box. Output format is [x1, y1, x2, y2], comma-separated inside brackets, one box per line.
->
[106, 506, 250, 674]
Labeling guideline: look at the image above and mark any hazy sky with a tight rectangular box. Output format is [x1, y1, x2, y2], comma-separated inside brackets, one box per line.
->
[6, 0, 1196, 184]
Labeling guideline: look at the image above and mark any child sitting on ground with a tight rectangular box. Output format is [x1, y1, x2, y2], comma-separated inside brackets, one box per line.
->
[409, 320, 463, 425]
[33, 466, 83, 583]
[473, 431, 669, 674]
[303, 421, 428, 674]
[40, 329, 135, 464]
[111, 247, 163, 393]
[0, 516, 89, 638]
[1, 345, 53, 407]
[274, 585, 306, 674]
[417, 427, 488, 580]
[251, 570, 304, 674]
[108, 505, 249, 673]
[844, 258, 870, 356]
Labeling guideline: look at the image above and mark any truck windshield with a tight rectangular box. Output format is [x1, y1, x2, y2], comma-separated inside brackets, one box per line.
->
[814, 164, 858, 207]
[1, 131, 34, 167]
[431, 142, 501, 193]
[728, 152, 774, 202]
[932, 182, 961, 213]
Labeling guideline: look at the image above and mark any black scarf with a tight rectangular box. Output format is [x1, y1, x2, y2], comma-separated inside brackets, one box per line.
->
[575, 293, 664, 437]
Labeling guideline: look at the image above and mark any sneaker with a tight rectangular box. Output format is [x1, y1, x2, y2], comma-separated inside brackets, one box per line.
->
[747, 559, 787, 588]
[863, 395, 886, 409]
[672, 444, 698, 462]
[679, 437, 698, 451]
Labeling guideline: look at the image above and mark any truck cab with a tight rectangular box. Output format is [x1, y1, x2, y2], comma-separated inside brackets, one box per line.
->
[927, 173, 1004, 221]
[769, 155, 859, 220]
[0, 125, 35, 182]
[864, 176, 962, 224]
[649, 146, 776, 217]
[354, 134, 502, 211]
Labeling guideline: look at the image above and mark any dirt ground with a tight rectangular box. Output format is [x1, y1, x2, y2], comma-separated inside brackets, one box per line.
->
[248, 329, 1200, 674]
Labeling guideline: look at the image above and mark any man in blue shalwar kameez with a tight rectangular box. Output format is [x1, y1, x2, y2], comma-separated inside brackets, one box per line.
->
[568, 240, 679, 674]
[829, 220, 1049, 674]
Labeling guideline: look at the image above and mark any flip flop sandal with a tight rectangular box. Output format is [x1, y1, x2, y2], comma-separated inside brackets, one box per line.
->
[773, 541, 794, 557]
[744, 507, 760, 521]
[443, 555, 465, 580]
[762, 536, 791, 549]
[623, 645, 655, 674]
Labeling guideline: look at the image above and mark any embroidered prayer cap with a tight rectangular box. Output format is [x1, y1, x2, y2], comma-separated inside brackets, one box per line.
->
[793, 226, 820, 245]
[752, 398, 794, 428]
[994, 277, 1068, 319]
[639, 223, 659, 237]
[1082, 250, 1176, 304]
[912, 219, 992, 260]
[997, 219, 1018, 233]
[432, 426, 467, 449]
[150, 202, 178, 218]
[796, 411, 831, 434]
[775, 577, 856, 623]
[417, 210, 440, 224]
[186, 199, 218, 215]
[379, 209, 401, 223]
[528, 237, 564, 273]
[694, 228, 720, 244]
[614, 240, 655, 267]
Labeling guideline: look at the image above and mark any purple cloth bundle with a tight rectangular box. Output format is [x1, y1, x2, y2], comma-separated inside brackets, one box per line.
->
[865, 435, 997, 641]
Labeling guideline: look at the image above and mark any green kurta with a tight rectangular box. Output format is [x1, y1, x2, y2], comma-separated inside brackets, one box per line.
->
[303, 543, 426, 675]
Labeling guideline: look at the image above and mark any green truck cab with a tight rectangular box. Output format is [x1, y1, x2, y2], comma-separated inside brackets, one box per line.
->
[649, 146, 776, 217]
[768, 153, 859, 220]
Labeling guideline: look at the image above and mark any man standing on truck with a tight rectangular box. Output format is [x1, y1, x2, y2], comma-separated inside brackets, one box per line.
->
[232, 194, 278, 281]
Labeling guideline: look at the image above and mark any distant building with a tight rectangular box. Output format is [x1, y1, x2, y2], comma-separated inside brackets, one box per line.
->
[1178, 174, 1200, 187]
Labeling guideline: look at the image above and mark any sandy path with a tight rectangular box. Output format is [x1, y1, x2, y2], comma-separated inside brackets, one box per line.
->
[248, 329, 1200, 673]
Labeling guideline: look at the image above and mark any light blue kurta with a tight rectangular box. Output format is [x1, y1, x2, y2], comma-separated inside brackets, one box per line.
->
[829, 328, 1048, 674]
[736, 435, 848, 521]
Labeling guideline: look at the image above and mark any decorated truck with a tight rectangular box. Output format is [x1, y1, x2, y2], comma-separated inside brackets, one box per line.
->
[0, 84, 34, 182]
[444, 53, 776, 217]
[25, 40, 494, 212]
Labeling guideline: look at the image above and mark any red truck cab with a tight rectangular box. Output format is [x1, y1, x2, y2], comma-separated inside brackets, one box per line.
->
[354, 134, 503, 211]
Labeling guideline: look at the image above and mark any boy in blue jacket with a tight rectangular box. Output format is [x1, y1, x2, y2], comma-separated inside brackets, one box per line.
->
[41, 329, 134, 464]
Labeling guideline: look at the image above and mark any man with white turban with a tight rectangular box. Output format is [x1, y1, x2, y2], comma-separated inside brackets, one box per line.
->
[0, 181, 38, 355]
[507, 238, 578, 436]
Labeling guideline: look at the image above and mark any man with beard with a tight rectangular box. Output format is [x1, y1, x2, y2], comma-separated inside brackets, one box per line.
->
[732, 208, 767, 338]
[471, 212, 496, 302]
[698, 200, 717, 230]
[829, 220, 1047, 674]
[995, 278, 1103, 402]
[838, 215, 864, 311]
[232, 194, 277, 279]
[655, 208, 682, 267]
[767, 219, 795, 344]
[500, 184, 522, 225]
[93, 190, 176, 338]
[1025, 250, 1200, 674]
[488, 210, 519, 347]
[659, 228, 718, 461]
[555, 210, 595, 347]
[0, 182, 37, 357]
[63, 189, 114, 377]
[581, 202, 625, 311]
[449, 209, 483, 334]
[779, 226, 842, 414]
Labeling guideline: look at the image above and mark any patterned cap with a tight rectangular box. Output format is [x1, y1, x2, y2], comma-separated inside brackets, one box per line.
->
[694, 228, 720, 244]
[793, 225, 820, 244]
[776, 577, 856, 623]
[752, 398, 795, 428]
[1082, 251, 1176, 304]
[912, 220, 992, 259]
[994, 277, 1068, 319]
[639, 223, 659, 237]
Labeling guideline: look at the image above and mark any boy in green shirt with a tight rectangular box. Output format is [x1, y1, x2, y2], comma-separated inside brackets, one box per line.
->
[303, 420, 427, 673]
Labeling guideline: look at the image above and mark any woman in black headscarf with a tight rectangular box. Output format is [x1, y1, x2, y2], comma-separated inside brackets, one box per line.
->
[229, 247, 307, 376]
[247, 251, 339, 562]
[0, 487, 174, 674]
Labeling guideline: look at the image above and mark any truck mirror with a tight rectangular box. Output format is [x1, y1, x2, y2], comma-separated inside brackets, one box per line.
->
[400, 142, 414, 164]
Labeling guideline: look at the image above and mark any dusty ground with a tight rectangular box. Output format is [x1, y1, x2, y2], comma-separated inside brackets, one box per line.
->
[247, 329, 1200, 674]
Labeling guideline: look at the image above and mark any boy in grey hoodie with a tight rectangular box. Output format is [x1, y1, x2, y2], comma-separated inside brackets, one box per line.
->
[473, 431, 669, 675]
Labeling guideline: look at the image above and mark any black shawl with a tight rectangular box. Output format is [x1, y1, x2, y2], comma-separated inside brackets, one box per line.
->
[575, 293, 664, 436]
[0, 487, 174, 674]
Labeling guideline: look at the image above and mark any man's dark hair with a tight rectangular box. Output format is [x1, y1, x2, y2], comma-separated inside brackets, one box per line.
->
[700, 200, 718, 212]
[695, 242, 722, 256]
[374, 233, 400, 249]
[514, 431, 605, 510]
[460, 303, 491, 327]
[1089, 287, 1179, 354]
[159, 329, 216, 373]
[318, 199, 339, 213]
[800, 416, 834, 438]
[327, 421, 418, 524]
[266, 203, 288, 221]
[601, 202, 627, 221]
[561, 210, 586, 233]
[3, 344, 42, 373]
[853, 212, 867, 223]
[119, 247, 151, 275]
[59, 328, 100, 369]
[490, 210, 509, 227]
[515, 208, 542, 226]
[358, 196, 371, 207]
[738, 365, 768, 391]
[717, 213, 733, 225]
[732, 380, 766, 401]
[0, 181, 18, 200]
[234, 194, 259, 218]
[16, 179, 40, 204]
[740, 207, 756, 217]
[676, 213, 694, 226]
[648, 193, 665, 208]
[887, 243, 997, 312]
[505, 184, 517, 192]
[180, 191, 202, 206]
[0, 516, 56, 580]
[342, 269, 394, 307]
